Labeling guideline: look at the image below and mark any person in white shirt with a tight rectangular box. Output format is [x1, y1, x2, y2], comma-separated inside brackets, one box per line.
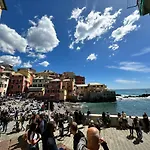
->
[128, 116, 133, 137]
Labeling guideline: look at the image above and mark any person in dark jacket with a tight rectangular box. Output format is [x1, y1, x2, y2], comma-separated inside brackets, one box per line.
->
[70, 122, 86, 150]
[42, 121, 58, 150]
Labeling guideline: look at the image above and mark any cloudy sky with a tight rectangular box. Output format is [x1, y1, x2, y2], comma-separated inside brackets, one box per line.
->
[0, 0, 150, 89]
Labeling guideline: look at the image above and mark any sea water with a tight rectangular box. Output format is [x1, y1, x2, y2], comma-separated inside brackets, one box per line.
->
[81, 89, 150, 116]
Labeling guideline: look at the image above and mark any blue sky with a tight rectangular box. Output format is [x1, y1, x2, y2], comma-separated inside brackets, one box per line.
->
[0, 0, 150, 89]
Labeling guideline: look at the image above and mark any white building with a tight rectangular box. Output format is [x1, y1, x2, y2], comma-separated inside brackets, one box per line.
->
[0, 74, 9, 97]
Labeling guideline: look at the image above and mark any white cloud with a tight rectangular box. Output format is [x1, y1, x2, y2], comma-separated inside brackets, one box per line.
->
[87, 53, 97, 61]
[0, 55, 22, 66]
[27, 15, 59, 53]
[28, 52, 46, 59]
[0, 24, 28, 54]
[29, 20, 36, 26]
[111, 10, 140, 42]
[132, 47, 150, 56]
[69, 7, 86, 20]
[70, 7, 122, 47]
[39, 61, 49, 67]
[109, 44, 119, 50]
[76, 46, 81, 50]
[22, 61, 32, 68]
[69, 42, 74, 49]
[108, 61, 150, 72]
[115, 79, 140, 84]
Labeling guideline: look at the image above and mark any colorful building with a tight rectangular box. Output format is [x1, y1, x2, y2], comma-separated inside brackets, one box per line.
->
[44, 79, 62, 101]
[0, 74, 9, 97]
[7, 73, 28, 95]
[75, 75, 85, 84]
[35, 70, 59, 79]
[62, 78, 76, 99]
[27, 87, 45, 98]
[32, 76, 53, 87]
[17, 68, 35, 87]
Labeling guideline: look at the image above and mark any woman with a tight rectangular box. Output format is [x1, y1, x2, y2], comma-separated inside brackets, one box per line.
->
[42, 121, 58, 150]
[27, 123, 41, 150]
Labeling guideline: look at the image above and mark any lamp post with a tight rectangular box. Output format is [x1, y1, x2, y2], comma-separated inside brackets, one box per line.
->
[0, 0, 7, 18]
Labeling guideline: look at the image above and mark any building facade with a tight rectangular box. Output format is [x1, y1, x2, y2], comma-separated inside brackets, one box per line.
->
[0, 75, 9, 97]
[17, 68, 35, 87]
[32, 76, 53, 87]
[7, 73, 28, 95]
[35, 70, 59, 79]
[62, 79, 76, 99]
[44, 79, 62, 101]
[75, 75, 85, 84]
[27, 87, 45, 98]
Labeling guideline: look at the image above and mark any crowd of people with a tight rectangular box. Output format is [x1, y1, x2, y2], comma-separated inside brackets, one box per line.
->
[117, 111, 150, 144]
[0, 98, 150, 149]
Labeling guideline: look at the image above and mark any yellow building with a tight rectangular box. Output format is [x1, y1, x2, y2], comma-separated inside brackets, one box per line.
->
[35, 70, 59, 78]
[59, 89, 67, 101]
[87, 83, 107, 92]
[17, 68, 35, 86]
[76, 84, 88, 95]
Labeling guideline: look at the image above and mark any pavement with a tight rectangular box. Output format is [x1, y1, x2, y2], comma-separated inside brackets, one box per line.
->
[0, 123, 150, 150]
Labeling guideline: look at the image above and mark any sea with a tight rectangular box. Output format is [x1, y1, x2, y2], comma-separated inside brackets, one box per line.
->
[81, 89, 150, 116]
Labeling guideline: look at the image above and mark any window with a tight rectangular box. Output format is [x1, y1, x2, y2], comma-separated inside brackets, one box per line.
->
[18, 85, 20, 89]
[4, 84, 6, 88]
[11, 85, 13, 88]
[33, 84, 37, 87]
[39, 80, 41, 82]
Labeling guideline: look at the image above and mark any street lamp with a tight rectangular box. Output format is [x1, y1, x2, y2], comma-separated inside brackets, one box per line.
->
[0, 0, 7, 18]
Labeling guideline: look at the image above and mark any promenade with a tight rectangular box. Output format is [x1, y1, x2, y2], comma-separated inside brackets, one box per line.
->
[0, 124, 150, 150]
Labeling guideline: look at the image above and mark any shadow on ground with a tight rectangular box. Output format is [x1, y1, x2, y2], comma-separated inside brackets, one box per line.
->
[9, 135, 27, 150]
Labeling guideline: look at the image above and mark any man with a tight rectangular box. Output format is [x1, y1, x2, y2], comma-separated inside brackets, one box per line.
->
[128, 116, 133, 137]
[70, 122, 86, 150]
[77, 127, 100, 150]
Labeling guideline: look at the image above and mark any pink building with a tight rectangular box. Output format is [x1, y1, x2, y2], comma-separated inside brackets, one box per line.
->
[7, 73, 28, 95]
[44, 79, 62, 101]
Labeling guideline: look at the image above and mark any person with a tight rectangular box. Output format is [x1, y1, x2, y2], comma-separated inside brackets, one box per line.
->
[14, 108, 19, 120]
[143, 112, 149, 132]
[122, 111, 127, 129]
[42, 121, 58, 150]
[58, 116, 64, 137]
[38, 114, 45, 135]
[133, 116, 143, 143]
[70, 122, 86, 150]
[26, 123, 41, 150]
[20, 113, 25, 131]
[102, 112, 106, 126]
[127, 116, 133, 137]
[2, 114, 9, 133]
[78, 127, 100, 150]
[67, 113, 73, 136]
[117, 113, 122, 129]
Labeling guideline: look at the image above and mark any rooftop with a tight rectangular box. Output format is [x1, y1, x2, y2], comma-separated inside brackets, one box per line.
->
[51, 79, 61, 82]
[76, 84, 88, 87]
[88, 83, 104, 85]
[63, 79, 71, 82]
